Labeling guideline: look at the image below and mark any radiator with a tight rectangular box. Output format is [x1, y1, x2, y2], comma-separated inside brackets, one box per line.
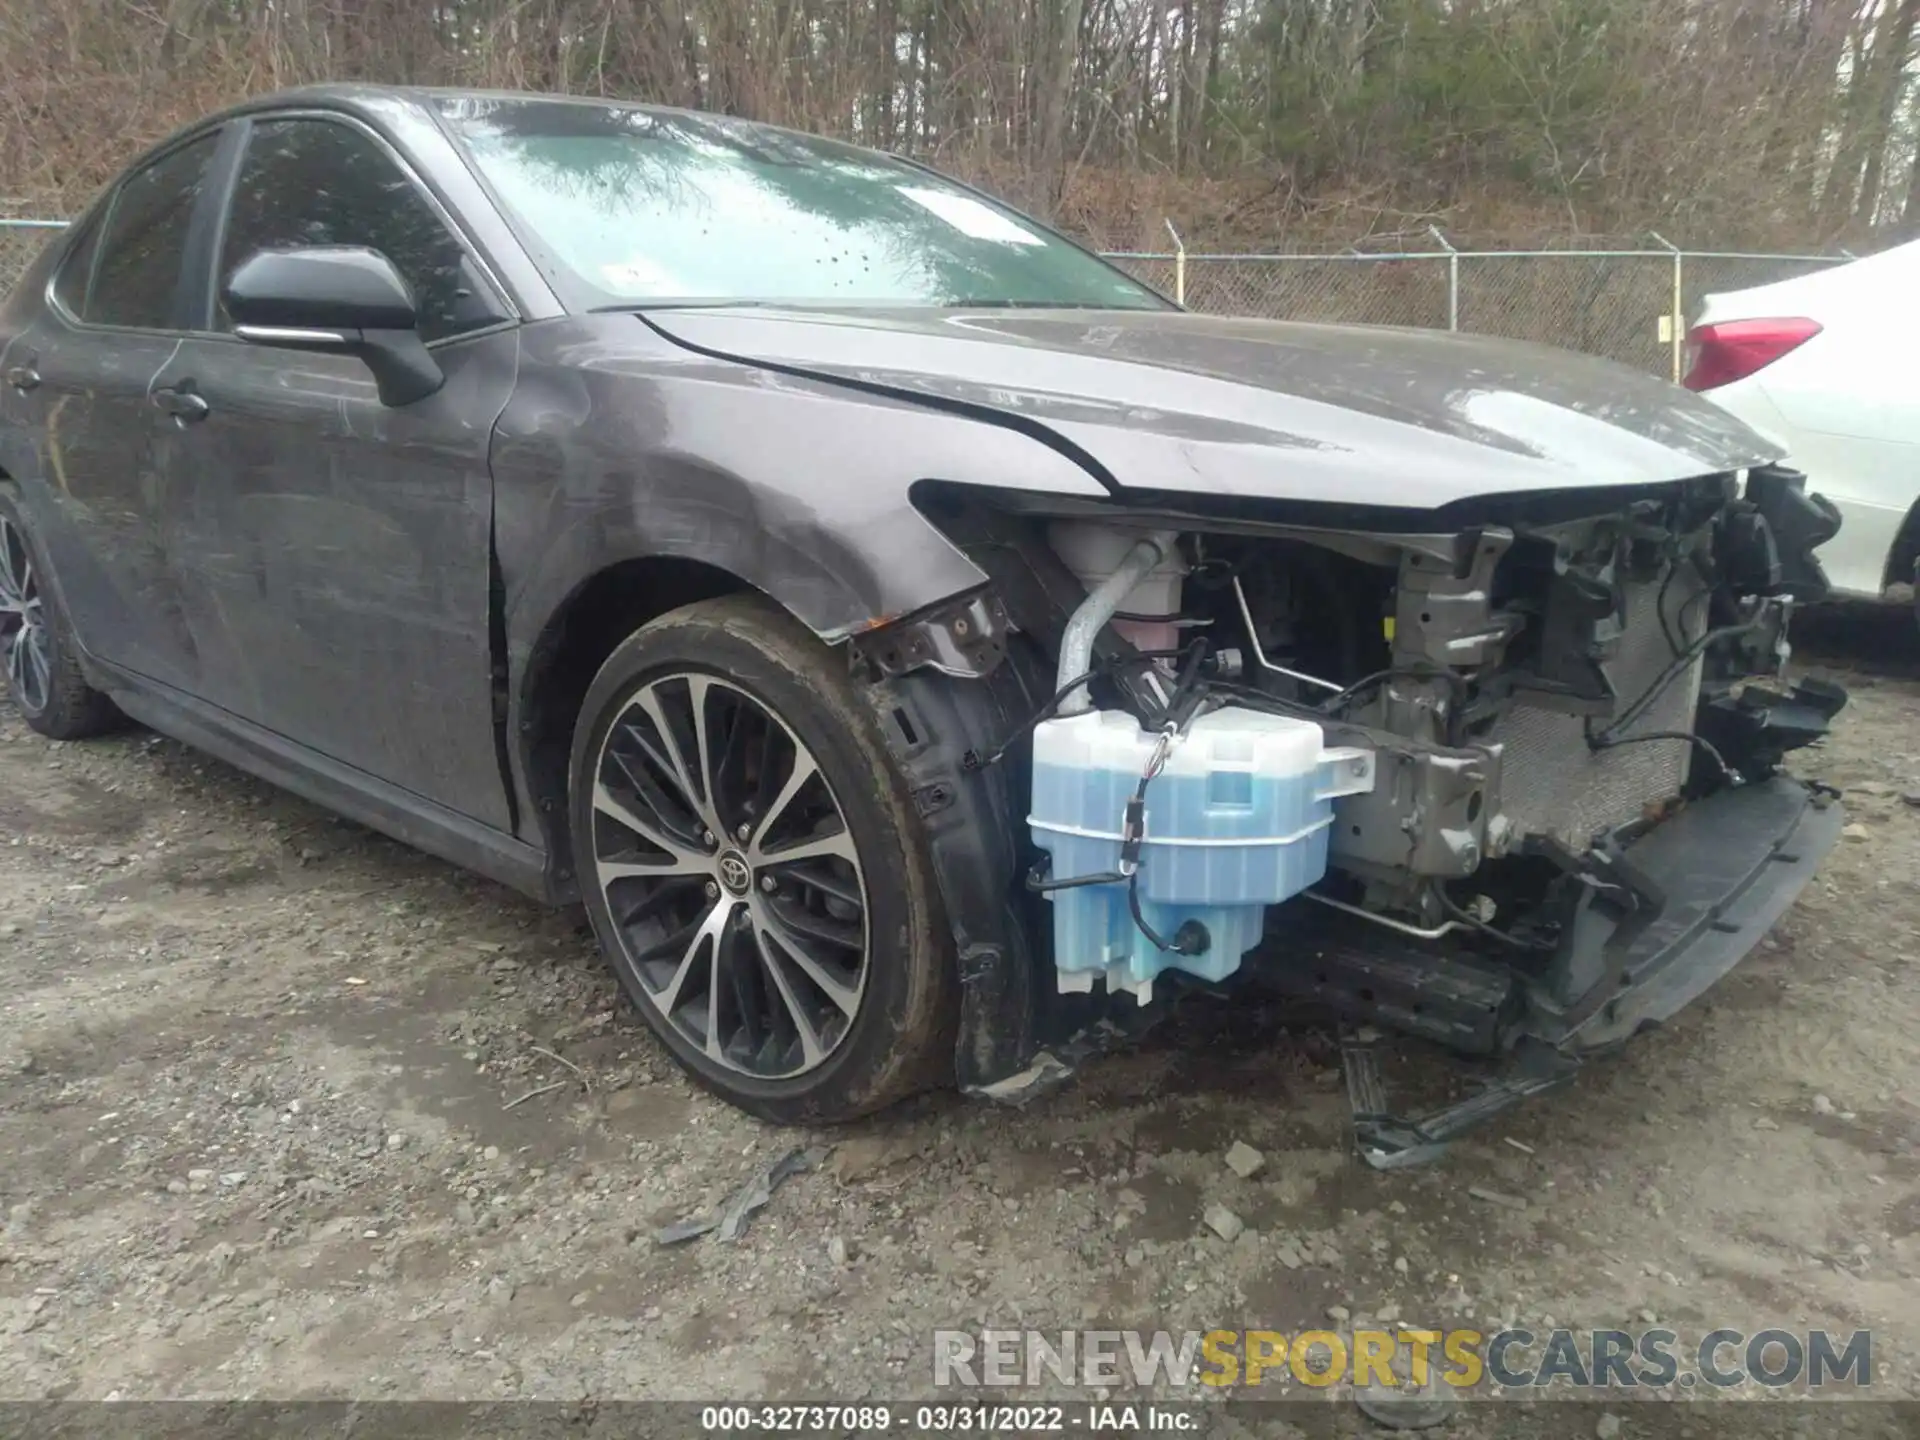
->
[1489, 576, 1705, 848]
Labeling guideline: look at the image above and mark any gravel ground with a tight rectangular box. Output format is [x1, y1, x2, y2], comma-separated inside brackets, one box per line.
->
[3, 612, 1920, 1427]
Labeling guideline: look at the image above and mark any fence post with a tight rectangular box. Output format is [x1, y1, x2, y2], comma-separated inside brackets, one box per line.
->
[1164, 219, 1186, 306]
[1428, 225, 1459, 331]
[1649, 231, 1683, 383]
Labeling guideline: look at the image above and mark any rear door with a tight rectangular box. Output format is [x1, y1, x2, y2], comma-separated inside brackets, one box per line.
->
[150, 111, 520, 827]
[10, 130, 229, 689]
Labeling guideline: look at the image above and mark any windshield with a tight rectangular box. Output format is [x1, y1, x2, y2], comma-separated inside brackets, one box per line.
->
[436, 98, 1168, 312]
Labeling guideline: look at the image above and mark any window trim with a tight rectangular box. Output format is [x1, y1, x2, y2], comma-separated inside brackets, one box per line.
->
[48, 208, 105, 322]
[197, 107, 521, 345]
[45, 124, 230, 336]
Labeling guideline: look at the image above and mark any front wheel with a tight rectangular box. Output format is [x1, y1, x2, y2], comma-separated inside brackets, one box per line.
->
[567, 594, 956, 1123]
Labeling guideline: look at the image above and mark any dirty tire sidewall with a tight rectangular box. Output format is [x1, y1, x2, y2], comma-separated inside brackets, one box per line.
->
[0, 486, 122, 741]
[568, 594, 956, 1124]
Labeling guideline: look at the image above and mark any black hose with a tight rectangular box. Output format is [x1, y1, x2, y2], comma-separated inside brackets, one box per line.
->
[1316, 665, 1469, 716]
[1113, 610, 1214, 626]
[1128, 873, 1209, 956]
[1590, 618, 1764, 746]
[1161, 636, 1213, 729]
[1025, 857, 1125, 893]
[1586, 726, 1734, 785]
[965, 653, 1169, 771]
[1435, 890, 1554, 953]
[1195, 680, 1326, 721]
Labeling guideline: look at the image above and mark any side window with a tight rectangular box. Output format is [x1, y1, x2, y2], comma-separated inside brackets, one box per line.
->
[88, 133, 221, 329]
[51, 214, 103, 318]
[220, 118, 504, 343]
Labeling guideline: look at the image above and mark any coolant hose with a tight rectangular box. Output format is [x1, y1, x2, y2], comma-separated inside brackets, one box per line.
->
[1055, 529, 1182, 715]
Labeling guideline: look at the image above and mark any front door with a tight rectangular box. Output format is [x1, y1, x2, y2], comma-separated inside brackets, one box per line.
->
[152, 112, 519, 829]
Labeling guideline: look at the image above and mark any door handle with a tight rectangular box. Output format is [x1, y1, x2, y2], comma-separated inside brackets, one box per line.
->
[4, 365, 38, 393]
[151, 385, 210, 424]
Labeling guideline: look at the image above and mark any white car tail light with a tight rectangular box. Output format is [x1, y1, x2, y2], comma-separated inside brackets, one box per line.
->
[1682, 317, 1822, 391]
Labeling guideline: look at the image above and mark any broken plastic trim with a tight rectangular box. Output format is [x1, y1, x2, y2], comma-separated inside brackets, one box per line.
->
[1342, 1034, 1578, 1171]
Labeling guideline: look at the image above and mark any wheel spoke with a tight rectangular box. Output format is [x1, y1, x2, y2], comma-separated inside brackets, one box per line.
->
[754, 927, 827, 1069]
[635, 681, 715, 831]
[685, 674, 719, 825]
[651, 895, 733, 1017]
[605, 741, 700, 844]
[702, 922, 726, 1060]
[610, 721, 696, 823]
[611, 874, 701, 928]
[749, 748, 819, 849]
[593, 781, 706, 869]
[777, 860, 862, 908]
[0, 522, 21, 601]
[750, 894, 862, 1017]
[768, 893, 863, 951]
[755, 824, 858, 867]
[599, 855, 708, 880]
[24, 636, 49, 705]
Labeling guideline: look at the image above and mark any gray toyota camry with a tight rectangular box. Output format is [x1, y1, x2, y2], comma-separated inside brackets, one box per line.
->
[0, 86, 1847, 1155]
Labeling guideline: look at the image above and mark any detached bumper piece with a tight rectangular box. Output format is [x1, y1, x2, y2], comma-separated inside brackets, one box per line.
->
[1549, 774, 1842, 1051]
[1342, 1034, 1579, 1171]
[1305, 776, 1842, 1168]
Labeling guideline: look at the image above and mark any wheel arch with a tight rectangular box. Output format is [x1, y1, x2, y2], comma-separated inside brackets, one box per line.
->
[514, 552, 767, 897]
[1881, 491, 1920, 596]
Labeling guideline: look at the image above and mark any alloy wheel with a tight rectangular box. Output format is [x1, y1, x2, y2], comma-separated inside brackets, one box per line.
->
[589, 671, 870, 1080]
[0, 516, 51, 715]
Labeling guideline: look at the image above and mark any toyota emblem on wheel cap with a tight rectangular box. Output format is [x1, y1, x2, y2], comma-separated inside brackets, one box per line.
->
[717, 850, 753, 895]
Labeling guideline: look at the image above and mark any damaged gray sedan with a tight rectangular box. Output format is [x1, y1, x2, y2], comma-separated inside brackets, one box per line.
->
[0, 87, 1846, 1154]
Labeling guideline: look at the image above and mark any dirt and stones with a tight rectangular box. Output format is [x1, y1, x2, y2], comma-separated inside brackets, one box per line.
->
[3, 614, 1920, 1424]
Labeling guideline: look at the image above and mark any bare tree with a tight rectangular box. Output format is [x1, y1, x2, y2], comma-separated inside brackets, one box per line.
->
[0, 0, 1913, 251]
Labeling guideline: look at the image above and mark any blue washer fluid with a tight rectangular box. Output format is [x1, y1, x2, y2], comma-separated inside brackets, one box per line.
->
[1029, 707, 1375, 1003]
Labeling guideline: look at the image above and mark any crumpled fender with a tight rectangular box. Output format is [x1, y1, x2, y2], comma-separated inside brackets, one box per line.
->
[489, 314, 1109, 657]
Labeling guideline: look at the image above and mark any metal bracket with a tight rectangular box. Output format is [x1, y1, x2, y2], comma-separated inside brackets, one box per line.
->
[1392, 530, 1519, 671]
[848, 590, 1013, 680]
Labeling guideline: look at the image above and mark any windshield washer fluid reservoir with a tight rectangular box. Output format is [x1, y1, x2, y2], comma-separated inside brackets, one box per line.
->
[1029, 707, 1374, 1003]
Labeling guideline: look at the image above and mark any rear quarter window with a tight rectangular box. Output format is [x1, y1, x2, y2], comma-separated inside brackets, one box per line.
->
[87, 132, 221, 330]
[50, 215, 102, 317]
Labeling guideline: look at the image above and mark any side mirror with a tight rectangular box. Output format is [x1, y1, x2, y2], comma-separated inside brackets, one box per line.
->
[224, 247, 444, 407]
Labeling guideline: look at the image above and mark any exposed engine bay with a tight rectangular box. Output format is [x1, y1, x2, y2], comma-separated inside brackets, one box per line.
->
[853, 466, 1847, 1162]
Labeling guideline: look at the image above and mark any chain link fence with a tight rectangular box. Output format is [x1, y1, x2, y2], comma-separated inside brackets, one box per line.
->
[1105, 248, 1850, 377]
[0, 220, 67, 302]
[1, 216, 1848, 379]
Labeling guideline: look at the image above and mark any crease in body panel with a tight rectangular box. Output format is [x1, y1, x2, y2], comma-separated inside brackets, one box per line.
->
[144, 338, 186, 398]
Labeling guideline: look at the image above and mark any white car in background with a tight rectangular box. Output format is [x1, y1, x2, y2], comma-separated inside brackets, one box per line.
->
[1686, 238, 1920, 609]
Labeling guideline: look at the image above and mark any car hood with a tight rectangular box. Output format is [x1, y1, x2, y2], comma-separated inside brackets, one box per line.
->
[642, 306, 1780, 510]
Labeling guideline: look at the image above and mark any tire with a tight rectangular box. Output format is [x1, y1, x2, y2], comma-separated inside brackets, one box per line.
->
[0, 487, 122, 741]
[568, 593, 956, 1123]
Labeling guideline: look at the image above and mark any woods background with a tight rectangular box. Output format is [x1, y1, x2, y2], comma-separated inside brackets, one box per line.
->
[3, 0, 1919, 252]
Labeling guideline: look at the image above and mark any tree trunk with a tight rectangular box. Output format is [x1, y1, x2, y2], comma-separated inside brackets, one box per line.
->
[1903, 140, 1920, 236]
[1819, 9, 1890, 231]
[1035, 0, 1084, 213]
[1852, 0, 1919, 227]
[1145, 0, 1167, 158]
[1166, 3, 1183, 173]
[1186, 0, 1222, 170]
